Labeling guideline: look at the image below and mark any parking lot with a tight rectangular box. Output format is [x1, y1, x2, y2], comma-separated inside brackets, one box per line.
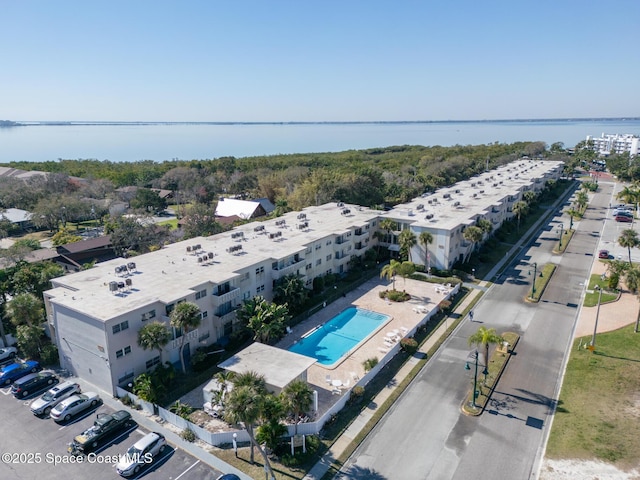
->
[0, 382, 224, 480]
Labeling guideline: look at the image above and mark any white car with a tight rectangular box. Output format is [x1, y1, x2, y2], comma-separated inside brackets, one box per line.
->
[116, 432, 167, 477]
[0, 347, 18, 363]
[50, 392, 100, 422]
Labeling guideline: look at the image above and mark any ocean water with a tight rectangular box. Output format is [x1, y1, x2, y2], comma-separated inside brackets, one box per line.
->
[1, 119, 639, 163]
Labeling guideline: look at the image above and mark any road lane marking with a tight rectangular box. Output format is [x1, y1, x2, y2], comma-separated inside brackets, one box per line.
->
[175, 459, 200, 480]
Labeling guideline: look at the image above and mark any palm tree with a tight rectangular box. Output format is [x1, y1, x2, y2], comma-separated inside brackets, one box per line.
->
[379, 218, 397, 247]
[169, 302, 201, 374]
[137, 321, 171, 364]
[280, 379, 313, 435]
[419, 231, 434, 272]
[625, 266, 640, 294]
[468, 326, 504, 375]
[618, 229, 640, 265]
[398, 229, 417, 262]
[380, 259, 401, 290]
[245, 299, 289, 344]
[274, 274, 308, 313]
[476, 218, 493, 236]
[462, 226, 484, 263]
[523, 190, 536, 205]
[566, 207, 582, 230]
[616, 186, 639, 206]
[512, 201, 528, 231]
[575, 190, 589, 211]
[225, 371, 275, 477]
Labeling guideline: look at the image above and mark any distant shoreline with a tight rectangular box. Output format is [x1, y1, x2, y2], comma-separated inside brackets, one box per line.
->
[2, 117, 640, 127]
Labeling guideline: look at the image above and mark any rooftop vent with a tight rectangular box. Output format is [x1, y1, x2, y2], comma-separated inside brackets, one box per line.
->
[254, 225, 265, 232]
[416, 204, 424, 210]
[297, 213, 307, 220]
[108, 281, 118, 293]
[341, 208, 351, 215]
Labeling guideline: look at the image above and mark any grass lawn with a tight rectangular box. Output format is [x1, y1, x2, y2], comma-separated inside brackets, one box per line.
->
[527, 263, 556, 302]
[583, 274, 618, 307]
[546, 325, 640, 469]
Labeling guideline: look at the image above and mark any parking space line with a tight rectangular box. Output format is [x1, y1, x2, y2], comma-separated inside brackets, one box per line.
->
[175, 459, 200, 480]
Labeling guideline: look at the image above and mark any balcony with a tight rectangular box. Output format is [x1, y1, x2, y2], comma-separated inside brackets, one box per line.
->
[211, 287, 240, 306]
[272, 258, 305, 280]
[168, 328, 199, 350]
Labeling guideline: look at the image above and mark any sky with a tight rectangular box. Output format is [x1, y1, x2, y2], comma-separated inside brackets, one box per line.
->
[2, 0, 639, 122]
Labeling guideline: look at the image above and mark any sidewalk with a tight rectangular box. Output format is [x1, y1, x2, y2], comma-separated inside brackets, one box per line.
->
[303, 281, 486, 480]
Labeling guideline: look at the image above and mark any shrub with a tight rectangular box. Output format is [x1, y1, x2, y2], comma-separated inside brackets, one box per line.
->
[120, 394, 134, 407]
[400, 337, 419, 354]
[387, 290, 410, 302]
[180, 428, 196, 442]
[39, 343, 59, 366]
[363, 357, 379, 372]
[348, 385, 365, 405]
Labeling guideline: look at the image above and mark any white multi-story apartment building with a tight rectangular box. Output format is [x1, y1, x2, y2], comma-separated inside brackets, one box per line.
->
[43, 160, 562, 395]
[586, 133, 640, 156]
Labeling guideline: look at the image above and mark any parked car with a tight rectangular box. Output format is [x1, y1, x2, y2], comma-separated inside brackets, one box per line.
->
[11, 371, 58, 398]
[50, 392, 100, 423]
[616, 215, 633, 223]
[598, 249, 610, 259]
[217, 475, 241, 480]
[613, 209, 633, 217]
[69, 410, 134, 456]
[0, 347, 18, 364]
[0, 360, 41, 386]
[31, 381, 81, 416]
[115, 432, 167, 476]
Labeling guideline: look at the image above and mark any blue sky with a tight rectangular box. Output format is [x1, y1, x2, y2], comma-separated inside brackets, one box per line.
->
[2, 0, 639, 122]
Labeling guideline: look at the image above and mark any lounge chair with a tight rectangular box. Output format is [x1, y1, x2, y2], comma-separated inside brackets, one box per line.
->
[325, 374, 331, 384]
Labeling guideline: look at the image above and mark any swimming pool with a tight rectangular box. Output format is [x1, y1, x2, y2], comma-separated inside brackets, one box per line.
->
[288, 307, 391, 367]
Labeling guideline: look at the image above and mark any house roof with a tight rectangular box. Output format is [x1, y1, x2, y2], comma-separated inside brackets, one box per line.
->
[1, 208, 32, 223]
[215, 198, 263, 219]
[254, 198, 275, 214]
[57, 235, 112, 254]
[218, 342, 316, 391]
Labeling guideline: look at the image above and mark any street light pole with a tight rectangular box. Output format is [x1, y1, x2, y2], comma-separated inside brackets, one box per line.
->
[530, 262, 537, 298]
[558, 223, 564, 248]
[591, 285, 603, 349]
[465, 351, 479, 408]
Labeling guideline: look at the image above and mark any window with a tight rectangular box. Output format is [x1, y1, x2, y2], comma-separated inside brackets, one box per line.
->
[201, 311, 208, 319]
[256, 284, 265, 294]
[141, 309, 156, 321]
[165, 303, 175, 316]
[195, 289, 206, 300]
[326, 254, 332, 261]
[255, 266, 264, 275]
[242, 291, 251, 300]
[326, 240, 332, 245]
[145, 356, 161, 369]
[112, 320, 129, 334]
[115, 346, 132, 358]
[315, 243, 321, 250]
[316, 259, 321, 266]
[306, 264, 312, 270]
[241, 272, 250, 282]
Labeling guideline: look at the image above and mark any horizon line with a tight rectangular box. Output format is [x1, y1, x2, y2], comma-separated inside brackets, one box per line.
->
[4, 116, 640, 126]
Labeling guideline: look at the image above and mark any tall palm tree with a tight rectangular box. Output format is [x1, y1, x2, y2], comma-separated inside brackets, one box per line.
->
[625, 266, 640, 294]
[225, 371, 275, 478]
[380, 259, 400, 290]
[468, 326, 504, 374]
[512, 201, 528, 231]
[575, 190, 589, 211]
[246, 299, 289, 344]
[281, 379, 313, 435]
[137, 321, 171, 364]
[398, 229, 417, 262]
[419, 231, 434, 272]
[169, 301, 201, 374]
[379, 218, 397, 246]
[462, 226, 484, 263]
[618, 229, 640, 265]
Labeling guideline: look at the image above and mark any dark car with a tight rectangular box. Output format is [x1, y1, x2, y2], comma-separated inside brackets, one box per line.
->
[598, 249, 609, 259]
[216, 475, 241, 480]
[0, 360, 41, 386]
[12, 371, 59, 398]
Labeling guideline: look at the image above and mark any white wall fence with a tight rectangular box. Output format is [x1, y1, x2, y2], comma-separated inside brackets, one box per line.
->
[113, 286, 454, 447]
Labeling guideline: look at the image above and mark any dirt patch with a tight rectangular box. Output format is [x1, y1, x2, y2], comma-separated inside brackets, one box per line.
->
[540, 459, 640, 480]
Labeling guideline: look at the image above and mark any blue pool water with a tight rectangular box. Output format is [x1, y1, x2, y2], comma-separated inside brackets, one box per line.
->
[289, 307, 390, 366]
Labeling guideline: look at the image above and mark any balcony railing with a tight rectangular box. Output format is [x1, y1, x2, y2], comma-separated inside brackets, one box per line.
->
[211, 287, 240, 306]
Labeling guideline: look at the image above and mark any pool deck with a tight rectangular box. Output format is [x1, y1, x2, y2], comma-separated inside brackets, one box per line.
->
[275, 276, 454, 415]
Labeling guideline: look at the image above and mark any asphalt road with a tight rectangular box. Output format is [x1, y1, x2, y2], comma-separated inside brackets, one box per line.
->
[0, 383, 223, 480]
[340, 182, 613, 480]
